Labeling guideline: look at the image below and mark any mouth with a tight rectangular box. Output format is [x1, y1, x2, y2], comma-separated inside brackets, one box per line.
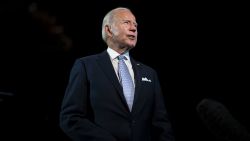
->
[127, 35, 136, 40]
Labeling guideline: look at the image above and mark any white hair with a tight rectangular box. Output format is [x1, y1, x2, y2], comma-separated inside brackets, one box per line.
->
[101, 7, 131, 43]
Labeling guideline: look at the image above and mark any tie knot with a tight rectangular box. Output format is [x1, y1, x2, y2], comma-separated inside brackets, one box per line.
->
[118, 55, 127, 61]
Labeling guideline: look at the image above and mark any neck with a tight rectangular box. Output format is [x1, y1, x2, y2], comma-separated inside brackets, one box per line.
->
[109, 45, 130, 55]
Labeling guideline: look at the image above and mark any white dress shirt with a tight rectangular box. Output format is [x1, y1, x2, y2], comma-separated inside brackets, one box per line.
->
[107, 47, 135, 87]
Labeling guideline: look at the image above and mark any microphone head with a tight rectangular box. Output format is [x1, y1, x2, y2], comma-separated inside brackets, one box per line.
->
[196, 98, 250, 141]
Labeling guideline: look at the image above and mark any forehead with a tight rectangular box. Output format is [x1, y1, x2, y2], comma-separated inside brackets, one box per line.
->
[114, 10, 136, 21]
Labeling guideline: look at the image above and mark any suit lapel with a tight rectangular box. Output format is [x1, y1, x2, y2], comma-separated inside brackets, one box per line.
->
[130, 58, 142, 113]
[97, 51, 128, 107]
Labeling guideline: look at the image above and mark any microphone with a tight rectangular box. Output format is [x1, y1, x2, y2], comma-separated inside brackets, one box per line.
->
[196, 98, 250, 141]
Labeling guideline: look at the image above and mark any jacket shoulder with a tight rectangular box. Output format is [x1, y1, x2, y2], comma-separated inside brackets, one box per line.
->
[78, 55, 98, 61]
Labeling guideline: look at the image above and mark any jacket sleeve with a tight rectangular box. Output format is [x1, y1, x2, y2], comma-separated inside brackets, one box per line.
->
[59, 59, 116, 141]
[152, 71, 175, 141]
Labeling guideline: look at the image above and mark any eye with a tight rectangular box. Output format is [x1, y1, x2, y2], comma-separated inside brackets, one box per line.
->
[124, 21, 129, 24]
[134, 23, 138, 28]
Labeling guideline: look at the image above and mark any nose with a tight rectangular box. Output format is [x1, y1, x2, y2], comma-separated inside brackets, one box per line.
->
[130, 24, 137, 32]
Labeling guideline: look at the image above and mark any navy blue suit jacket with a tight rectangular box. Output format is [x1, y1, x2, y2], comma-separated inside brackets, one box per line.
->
[60, 50, 174, 141]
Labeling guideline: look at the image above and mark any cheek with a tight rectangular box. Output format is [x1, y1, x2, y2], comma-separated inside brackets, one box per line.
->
[111, 28, 119, 36]
[111, 25, 123, 35]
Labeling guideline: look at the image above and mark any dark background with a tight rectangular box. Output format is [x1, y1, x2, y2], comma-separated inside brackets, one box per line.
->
[0, 0, 249, 140]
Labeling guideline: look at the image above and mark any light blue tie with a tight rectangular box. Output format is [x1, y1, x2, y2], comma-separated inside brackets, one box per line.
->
[118, 55, 134, 111]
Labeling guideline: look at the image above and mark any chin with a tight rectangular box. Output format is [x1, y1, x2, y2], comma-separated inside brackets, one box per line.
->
[122, 42, 136, 49]
[128, 43, 136, 48]
[128, 45, 135, 49]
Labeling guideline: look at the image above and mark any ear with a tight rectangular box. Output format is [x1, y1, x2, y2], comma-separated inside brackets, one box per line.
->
[105, 25, 113, 37]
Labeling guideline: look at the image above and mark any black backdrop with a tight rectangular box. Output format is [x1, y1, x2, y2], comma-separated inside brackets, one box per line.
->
[0, 0, 249, 140]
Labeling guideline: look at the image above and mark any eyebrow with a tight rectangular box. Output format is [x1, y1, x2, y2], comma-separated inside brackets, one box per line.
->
[122, 20, 138, 26]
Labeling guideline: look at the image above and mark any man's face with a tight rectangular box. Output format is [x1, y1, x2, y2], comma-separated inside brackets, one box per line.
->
[111, 10, 138, 49]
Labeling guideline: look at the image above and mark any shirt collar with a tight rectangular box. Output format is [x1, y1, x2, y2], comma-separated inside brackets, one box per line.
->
[107, 47, 131, 61]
